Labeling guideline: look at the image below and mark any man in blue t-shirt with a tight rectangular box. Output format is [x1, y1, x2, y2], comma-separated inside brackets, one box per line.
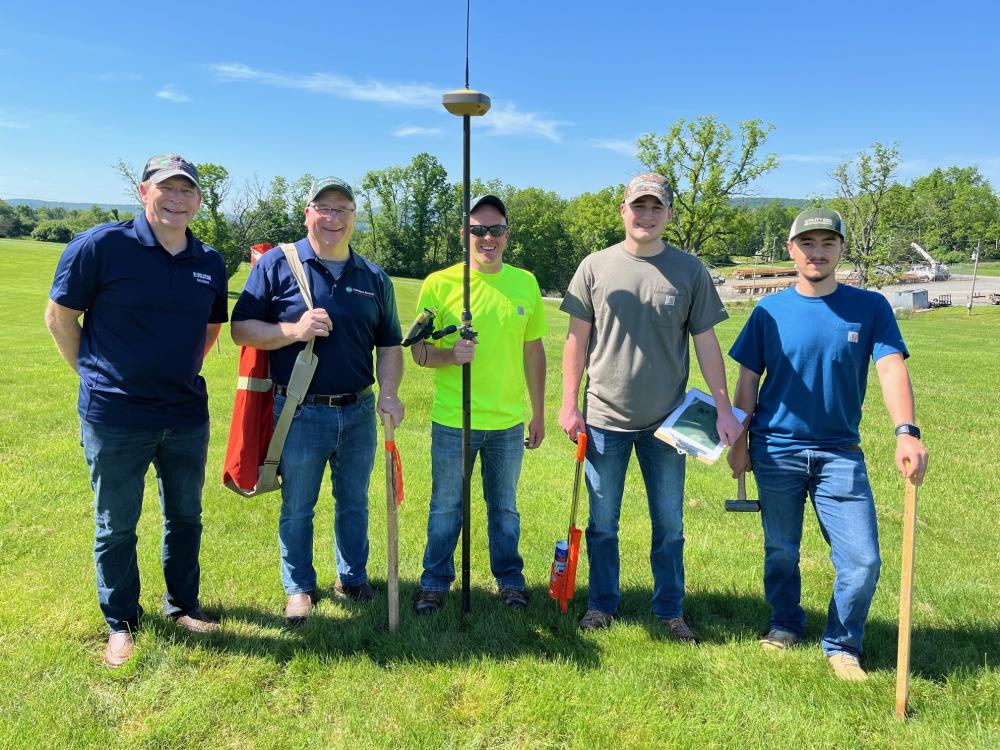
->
[231, 176, 404, 625]
[728, 208, 928, 681]
[45, 154, 229, 668]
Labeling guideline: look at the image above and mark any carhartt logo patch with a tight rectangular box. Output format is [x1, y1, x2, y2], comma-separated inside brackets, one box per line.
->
[847, 330, 859, 343]
[517, 305, 524, 315]
[664, 295, 676, 306]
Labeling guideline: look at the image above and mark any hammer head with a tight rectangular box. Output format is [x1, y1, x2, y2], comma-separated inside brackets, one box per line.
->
[725, 499, 761, 513]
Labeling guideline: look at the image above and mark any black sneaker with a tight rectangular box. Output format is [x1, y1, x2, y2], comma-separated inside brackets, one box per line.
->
[499, 587, 528, 609]
[413, 589, 445, 616]
[333, 578, 374, 602]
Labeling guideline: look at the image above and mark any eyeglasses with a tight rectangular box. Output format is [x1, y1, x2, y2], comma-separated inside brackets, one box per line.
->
[310, 204, 355, 219]
[469, 224, 508, 238]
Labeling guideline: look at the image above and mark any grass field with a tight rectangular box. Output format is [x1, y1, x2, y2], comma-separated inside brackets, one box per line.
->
[1, 237, 997, 749]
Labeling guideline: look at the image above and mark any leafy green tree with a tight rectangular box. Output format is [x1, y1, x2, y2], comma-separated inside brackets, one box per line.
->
[910, 166, 999, 258]
[502, 186, 571, 293]
[563, 186, 623, 268]
[829, 142, 901, 286]
[0, 200, 18, 237]
[31, 220, 74, 243]
[636, 115, 778, 260]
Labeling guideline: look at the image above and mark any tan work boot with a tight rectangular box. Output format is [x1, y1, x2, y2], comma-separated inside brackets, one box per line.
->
[103, 631, 134, 668]
[760, 628, 800, 651]
[284, 592, 314, 625]
[173, 607, 220, 633]
[829, 653, 868, 681]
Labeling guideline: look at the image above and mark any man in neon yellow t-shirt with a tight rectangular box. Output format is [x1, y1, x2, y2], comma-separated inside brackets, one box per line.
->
[411, 194, 547, 614]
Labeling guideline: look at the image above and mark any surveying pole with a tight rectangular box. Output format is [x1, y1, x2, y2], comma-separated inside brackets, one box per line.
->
[443, 2, 490, 615]
[967, 241, 981, 316]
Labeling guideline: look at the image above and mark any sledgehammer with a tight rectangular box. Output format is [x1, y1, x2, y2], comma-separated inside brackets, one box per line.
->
[725, 472, 760, 513]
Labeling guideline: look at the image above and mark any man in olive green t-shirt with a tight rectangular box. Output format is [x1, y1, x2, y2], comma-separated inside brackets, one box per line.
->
[559, 173, 743, 639]
[411, 194, 547, 615]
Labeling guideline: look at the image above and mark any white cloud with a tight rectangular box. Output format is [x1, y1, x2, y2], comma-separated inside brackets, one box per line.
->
[156, 85, 190, 103]
[778, 153, 842, 164]
[589, 138, 636, 157]
[481, 105, 570, 143]
[210, 62, 440, 108]
[210, 62, 570, 141]
[393, 125, 444, 138]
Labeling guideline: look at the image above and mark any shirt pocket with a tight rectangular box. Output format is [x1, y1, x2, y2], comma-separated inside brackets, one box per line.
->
[648, 286, 688, 328]
[834, 322, 866, 362]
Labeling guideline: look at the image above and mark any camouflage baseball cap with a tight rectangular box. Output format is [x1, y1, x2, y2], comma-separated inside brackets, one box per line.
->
[623, 173, 673, 206]
[142, 153, 200, 190]
[788, 208, 846, 241]
[308, 176, 355, 203]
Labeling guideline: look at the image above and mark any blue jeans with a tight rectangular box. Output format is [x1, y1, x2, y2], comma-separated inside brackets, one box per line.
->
[750, 445, 881, 656]
[276, 392, 376, 595]
[584, 425, 687, 619]
[80, 418, 209, 633]
[420, 422, 526, 592]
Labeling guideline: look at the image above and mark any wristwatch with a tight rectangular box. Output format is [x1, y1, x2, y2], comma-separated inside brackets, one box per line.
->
[894, 423, 921, 439]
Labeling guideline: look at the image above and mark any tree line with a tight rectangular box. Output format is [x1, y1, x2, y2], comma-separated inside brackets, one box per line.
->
[4, 115, 998, 292]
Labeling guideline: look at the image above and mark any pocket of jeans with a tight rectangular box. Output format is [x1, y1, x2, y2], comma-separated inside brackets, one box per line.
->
[273, 394, 303, 422]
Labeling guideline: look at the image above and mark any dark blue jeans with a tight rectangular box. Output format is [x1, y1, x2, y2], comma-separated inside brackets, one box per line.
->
[419, 422, 526, 592]
[751, 445, 881, 656]
[584, 426, 687, 619]
[275, 392, 377, 595]
[80, 418, 209, 633]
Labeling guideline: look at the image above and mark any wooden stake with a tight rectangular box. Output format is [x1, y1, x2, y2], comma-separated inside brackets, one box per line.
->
[382, 414, 400, 632]
[895, 476, 919, 721]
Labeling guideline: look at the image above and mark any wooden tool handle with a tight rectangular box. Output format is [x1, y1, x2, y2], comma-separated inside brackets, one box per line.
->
[737, 472, 747, 501]
[895, 475, 919, 721]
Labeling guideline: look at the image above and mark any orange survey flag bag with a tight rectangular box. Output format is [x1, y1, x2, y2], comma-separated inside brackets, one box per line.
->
[222, 243, 318, 496]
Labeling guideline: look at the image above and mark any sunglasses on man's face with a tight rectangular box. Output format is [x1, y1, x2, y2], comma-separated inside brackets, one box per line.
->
[469, 224, 508, 238]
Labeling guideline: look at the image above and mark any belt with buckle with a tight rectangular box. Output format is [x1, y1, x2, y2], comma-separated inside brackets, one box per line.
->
[274, 385, 372, 407]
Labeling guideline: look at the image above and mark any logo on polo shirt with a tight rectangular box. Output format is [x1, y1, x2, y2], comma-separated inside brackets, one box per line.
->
[192, 271, 213, 285]
[344, 286, 375, 298]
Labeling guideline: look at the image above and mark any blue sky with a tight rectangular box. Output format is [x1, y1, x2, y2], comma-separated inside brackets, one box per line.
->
[1, 0, 997, 205]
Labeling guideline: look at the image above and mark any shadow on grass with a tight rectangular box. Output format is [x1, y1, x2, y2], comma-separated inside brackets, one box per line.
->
[141, 584, 996, 680]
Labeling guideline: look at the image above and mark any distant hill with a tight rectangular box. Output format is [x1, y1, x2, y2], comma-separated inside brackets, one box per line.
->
[2, 197, 139, 214]
[729, 197, 812, 209]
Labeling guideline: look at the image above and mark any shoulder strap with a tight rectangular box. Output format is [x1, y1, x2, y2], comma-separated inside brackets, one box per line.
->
[280, 243, 314, 311]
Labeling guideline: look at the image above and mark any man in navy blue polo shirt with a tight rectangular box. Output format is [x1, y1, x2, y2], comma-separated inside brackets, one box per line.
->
[231, 176, 404, 624]
[45, 153, 229, 668]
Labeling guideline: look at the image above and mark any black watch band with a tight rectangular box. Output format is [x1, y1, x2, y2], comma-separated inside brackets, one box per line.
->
[895, 423, 921, 439]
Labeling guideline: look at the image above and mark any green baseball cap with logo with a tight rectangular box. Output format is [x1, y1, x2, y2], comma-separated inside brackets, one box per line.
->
[788, 208, 846, 241]
[308, 176, 355, 203]
[142, 153, 200, 191]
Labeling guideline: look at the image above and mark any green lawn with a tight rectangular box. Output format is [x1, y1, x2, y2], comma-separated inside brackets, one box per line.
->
[1, 237, 997, 749]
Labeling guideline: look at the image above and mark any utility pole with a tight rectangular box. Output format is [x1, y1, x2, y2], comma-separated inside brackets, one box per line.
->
[967, 241, 981, 316]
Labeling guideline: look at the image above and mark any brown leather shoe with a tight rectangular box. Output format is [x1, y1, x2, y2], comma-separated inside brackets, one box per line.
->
[103, 631, 134, 668]
[173, 607, 220, 633]
[333, 578, 374, 602]
[284, 592, 314, 624]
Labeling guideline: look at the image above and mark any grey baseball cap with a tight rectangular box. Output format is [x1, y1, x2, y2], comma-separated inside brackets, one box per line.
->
[789, 208, 846, 241]
[142, 153, 200, 190]
[623, 173, 673, 205]
[308, 176, 355, 203]
[470, 194, 508, 221]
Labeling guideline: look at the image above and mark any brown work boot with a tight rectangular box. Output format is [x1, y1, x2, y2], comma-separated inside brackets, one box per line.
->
[173, 607, 220, 633]
[579, 608, 616, 631]
[829, 653, 868, 681]
[660, 616, 699, 644]
[333, 578, 374, 602]
[103, 631, 134, 668]
[498, 587, 528, 610]
[284, 592, 314, 625]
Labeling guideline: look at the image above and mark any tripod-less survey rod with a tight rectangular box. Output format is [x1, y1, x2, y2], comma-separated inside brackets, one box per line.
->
[442, 0, 490, 615]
